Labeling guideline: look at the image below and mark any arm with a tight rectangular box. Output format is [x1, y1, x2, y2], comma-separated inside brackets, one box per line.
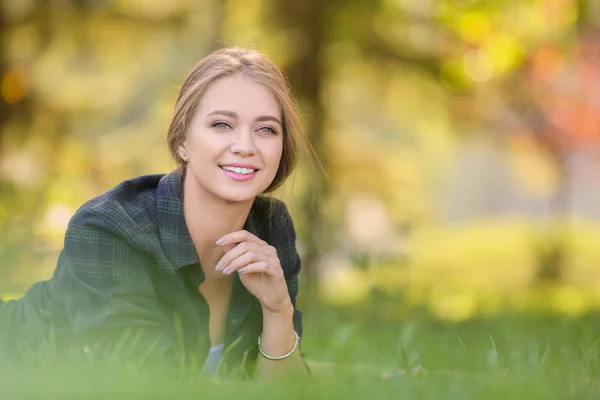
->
[255, 273, 307, 378]
[216, 201, 308, 379]
[56, 216, 180, 369]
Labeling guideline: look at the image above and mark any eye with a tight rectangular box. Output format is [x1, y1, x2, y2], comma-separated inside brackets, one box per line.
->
[211, 121, 232, 130]
[257, 126, 277, 135]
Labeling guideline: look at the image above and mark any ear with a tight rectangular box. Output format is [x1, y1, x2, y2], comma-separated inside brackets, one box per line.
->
[177, 144, 188, 162]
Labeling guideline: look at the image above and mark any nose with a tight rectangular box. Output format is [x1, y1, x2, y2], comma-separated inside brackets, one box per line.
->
[230, 129, 257, 157]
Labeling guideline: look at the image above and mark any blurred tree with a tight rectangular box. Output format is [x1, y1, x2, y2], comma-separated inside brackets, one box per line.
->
[265, 0, 583, 285]
[493, 0, 600, 285]
[271, 0, 327, 291]
[511, 28, 600, 284]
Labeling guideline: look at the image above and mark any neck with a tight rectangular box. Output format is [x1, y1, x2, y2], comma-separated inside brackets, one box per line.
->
[182, 173, 254, 256]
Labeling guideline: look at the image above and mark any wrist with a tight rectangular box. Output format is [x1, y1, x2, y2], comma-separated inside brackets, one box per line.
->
[261, 300, 294, 338]
[261, 299, 294, 319]
[258, 301, 298, 361]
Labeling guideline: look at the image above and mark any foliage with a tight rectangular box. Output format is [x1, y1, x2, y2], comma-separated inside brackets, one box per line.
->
[320, 219, 600, 320]
[2, 310, 600, 399]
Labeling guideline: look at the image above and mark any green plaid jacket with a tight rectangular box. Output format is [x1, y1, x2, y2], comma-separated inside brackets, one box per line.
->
[0, 169, 303, 375]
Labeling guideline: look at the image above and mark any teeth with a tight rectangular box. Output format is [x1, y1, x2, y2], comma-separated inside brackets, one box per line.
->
[221, 166, 256, 175]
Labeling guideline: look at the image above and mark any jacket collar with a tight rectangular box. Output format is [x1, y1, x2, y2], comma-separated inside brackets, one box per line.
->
[156, 168, 260, 270]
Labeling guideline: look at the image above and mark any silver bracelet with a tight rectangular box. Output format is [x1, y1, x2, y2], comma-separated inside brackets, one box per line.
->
[258, 331, 300, 360]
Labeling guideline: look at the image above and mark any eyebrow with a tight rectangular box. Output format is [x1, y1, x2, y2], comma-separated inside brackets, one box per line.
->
[206, 110, 282, 126]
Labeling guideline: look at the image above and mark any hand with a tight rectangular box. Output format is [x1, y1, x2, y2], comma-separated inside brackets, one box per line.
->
[215, 230, 292, 314]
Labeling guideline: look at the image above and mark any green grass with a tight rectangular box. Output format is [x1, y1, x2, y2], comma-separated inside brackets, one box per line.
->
[1, 306, 600, 399]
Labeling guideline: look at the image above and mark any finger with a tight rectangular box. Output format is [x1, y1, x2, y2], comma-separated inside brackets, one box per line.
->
[221, 250, 262, 275]
[215, 241, 259, 271]
[220, 243, 237, 253]
[236, 261, 269, 275]
[240, 261, 284, 280]
[216, 230, 267, 247]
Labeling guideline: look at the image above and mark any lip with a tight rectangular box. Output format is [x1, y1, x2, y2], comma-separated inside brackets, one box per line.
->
[220, 168, 258, 181]
[218, 163, 260, 182]
[219, 163, 260, 170]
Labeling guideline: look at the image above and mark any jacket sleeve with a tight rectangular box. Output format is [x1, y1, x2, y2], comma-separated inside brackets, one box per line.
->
[55, 214, 182, 369]
[0, 280, 62, 363]
[272, 200, 303, 338]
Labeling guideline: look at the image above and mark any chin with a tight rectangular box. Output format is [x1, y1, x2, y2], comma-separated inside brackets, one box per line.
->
[216, 187, 264, 204]
[213, 174, 275, 204]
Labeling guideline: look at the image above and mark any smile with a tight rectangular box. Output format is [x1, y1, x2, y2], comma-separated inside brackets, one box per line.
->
[219, 165, 259, 181]
[220, 166, 256, 175]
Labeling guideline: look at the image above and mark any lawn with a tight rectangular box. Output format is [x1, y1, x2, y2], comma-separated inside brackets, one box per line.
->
[1, 306, 599, 399]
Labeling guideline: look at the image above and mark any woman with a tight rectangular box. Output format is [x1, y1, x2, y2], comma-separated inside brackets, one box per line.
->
[0, 47, 307, 379]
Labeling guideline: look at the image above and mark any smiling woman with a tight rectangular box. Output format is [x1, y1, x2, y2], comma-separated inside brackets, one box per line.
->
[0, 48, 308, 379]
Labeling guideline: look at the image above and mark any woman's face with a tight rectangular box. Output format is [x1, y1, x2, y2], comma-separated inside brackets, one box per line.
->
[180, 74, 284, 204]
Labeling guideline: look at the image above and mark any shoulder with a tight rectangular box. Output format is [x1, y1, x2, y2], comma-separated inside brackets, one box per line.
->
[68, 174, 165, 237]
[251, 196, 296, 236]
[250, 196, 300, 274]
[56, 175, 167, 286]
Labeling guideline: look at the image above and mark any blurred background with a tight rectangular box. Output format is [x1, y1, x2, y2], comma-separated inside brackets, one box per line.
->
[1, 0, 600, 325]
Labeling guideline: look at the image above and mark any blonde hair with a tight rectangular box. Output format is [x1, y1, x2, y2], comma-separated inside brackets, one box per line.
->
[167, 47, 303, 192]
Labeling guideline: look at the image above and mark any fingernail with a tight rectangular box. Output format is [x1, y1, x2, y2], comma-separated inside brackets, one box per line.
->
[216, 237, 225, 245]
[215, 261, 223, 271]
[238, 267, 247, 274]
[222, 266, 230, 275]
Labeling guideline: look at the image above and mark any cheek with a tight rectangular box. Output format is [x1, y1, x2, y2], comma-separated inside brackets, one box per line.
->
[187, 131, 221, 156]
[265, 141, 284, 166]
